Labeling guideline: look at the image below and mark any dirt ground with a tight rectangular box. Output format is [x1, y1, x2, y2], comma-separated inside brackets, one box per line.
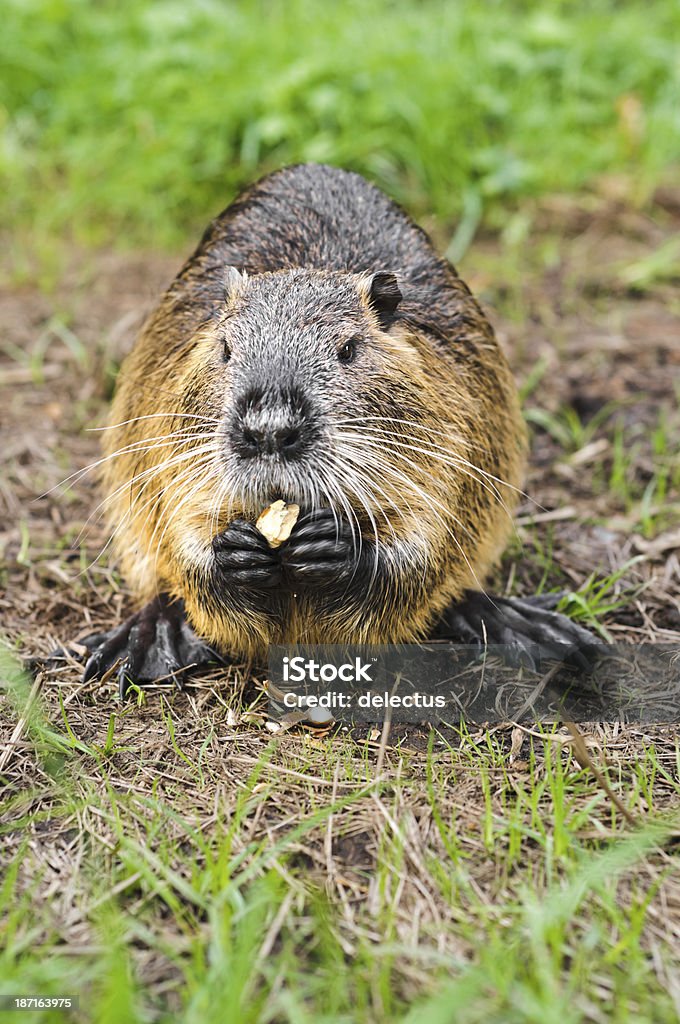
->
[1, 194, 679, 1009]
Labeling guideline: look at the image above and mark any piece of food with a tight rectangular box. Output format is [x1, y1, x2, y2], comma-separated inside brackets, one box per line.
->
[256, 499, 300, 548]
[305, 704, 335, 726]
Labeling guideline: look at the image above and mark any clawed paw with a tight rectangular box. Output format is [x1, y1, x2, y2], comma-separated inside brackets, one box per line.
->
[212, 519, 283, 589]
[435, 591, 603, 671]
[81, 596, 219, 698]
[280, 508, 359, 588]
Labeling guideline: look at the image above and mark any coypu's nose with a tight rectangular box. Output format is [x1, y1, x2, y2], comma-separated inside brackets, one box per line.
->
[233, 386, 308, 461]
[239, 423, 303, 458]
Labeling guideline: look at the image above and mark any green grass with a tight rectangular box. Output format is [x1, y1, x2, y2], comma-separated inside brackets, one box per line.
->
[2, 649, 680, 1023]
[522, 390, 680, 531]
[2, 0, 680, 253]
[557, 559, 647, 639]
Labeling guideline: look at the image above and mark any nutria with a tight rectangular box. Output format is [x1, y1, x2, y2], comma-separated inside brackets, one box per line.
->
[81, 163, 596, 694]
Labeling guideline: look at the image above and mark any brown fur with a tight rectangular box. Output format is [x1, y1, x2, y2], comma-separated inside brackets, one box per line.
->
[101, 164, 527, 661]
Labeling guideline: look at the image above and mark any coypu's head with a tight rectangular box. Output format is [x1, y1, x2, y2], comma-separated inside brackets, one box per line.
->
[179, 266, 471, 531]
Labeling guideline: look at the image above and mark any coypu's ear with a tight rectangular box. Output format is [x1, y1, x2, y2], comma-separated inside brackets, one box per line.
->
[363, 271, 402, 328]
[223, 265, 248, 299]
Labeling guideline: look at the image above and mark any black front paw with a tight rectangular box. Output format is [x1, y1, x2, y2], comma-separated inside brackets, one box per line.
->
[281, 509, 359, 588]
[212, 519, 282, 589]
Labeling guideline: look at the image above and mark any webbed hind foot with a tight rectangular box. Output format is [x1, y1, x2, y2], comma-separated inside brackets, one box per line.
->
[81, 595, 221, 699]
[433, 590, 603, 671]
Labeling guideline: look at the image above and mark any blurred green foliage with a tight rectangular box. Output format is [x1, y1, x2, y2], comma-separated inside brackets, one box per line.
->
[1, 0, 679, 247]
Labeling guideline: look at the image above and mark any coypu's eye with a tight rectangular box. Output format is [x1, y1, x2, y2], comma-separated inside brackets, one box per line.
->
[337, 338, 358, 365]
[222, 337, 232, 363]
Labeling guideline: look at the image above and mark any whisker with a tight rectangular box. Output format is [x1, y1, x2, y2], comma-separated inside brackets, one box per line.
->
[131, 452, 220, 545]
[336, 440, 486, 592]
[334, 415, 492, 454]
[337, 424, 526, 501]
[207, 463, 237, 540]
[37, 428, 216, 501]
[89, 412, 220, 432]
[326, 454, 405, 547]
[77, 452, 219, 577]
[76, 439, 220, 540]
[316, 462, 362, 560]
[336, 429, 517, 527]
[321, 460, 380, 583]
[150, 463, 223, 579]
[340, 457, 432, 588]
